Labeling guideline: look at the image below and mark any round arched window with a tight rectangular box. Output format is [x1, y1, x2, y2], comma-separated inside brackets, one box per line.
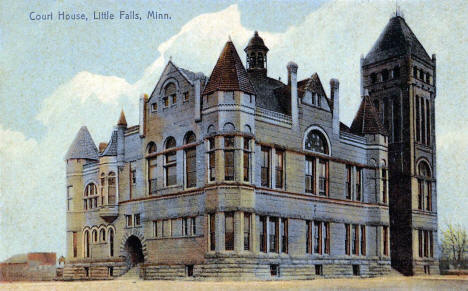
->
[305, 130, 329, 154]
[147, 142, 157, 154]
[165, 137, 176, 149]
[185, 132, 196, 144]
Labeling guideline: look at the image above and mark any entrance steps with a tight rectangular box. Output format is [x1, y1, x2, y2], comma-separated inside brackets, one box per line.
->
[118, 265, 141, 280]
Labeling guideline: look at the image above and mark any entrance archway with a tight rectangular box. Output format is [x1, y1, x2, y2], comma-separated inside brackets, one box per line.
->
[124, 235, 144, 266]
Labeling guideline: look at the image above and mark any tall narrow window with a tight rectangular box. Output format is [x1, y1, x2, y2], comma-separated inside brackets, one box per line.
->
[382, 169, 388, 203]
[261, 147, 270, 187]
[244, 213, 251, 251]
[243, 138, 251, 182]
[352, 224, 359, 255]
[153, 221, 158, 237]
[281, 219, 288, 253]
[164, 83, 176, 108]
[260, 216, 267, 253]
[84, 183, 98, 210]
[360, 225, 366, 256]
[345, 224, 351, 255]
[146, 143, 157, 195]
[209, 214, 216, 251]
[185, 132, 197, 188]
[72, 232, 77, 258]
[84, 230, 90, 258]
[318, 159, 328, 196]
[306, 221, 312, 254]
[418, 162, 432, 211]
[208, 138, 215, 182]
[383, 226, 389, 256]
[225, 212, 234, 251]
[424, 230, 429, 257]
[429, 231, 434, 257]
[426, 99, 431, 146]
[269, 217, 278, 253]
[67, 186, 73, 211]
[275, 150, 284, 189]
[108, 173, 116, 205]
[418, 229, 423, 257]
[224, 136, 235, 181]
[165, 137, 177, 186]
[416, 96, 421, 143]
[100, 173, 106, 205]
[346, 165, 352, 199]
[305, 157, 315, 193]
[421, 98, 426, 144]
[355, 168, 362, 201]
[314, 221, 322, 254]
[324, 222, 330, 255]
[183, 217, 189, 236]
[109, 228, 114, 257]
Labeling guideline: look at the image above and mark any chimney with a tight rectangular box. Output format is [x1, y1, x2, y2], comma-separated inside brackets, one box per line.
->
[330, 78, 340, 135]
[194, 72, 204, 122]
[139, 94, 148, 137]
[287, 62, 298, 130]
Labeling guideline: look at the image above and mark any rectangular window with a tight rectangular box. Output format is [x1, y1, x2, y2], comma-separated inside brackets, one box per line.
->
[345, 224, 351, 255]
[224, 136, 234, 181]
[418, 229, 423, 257]
[134, 214, 141, 226]
[355, 168, 362, 201]
[153, 221, 158, 238]
[260, 216, 267, 253]
[346, 165, 352, 199]
[261, 147, 270, 187]
[421, 98, 426, 144]
[352, 224, 359, 255]
[244, 213, 251, 251]
[208, 138, 215, 182]
[324, 222, 330, 254]
[131, 169, 136, 184]
[426, 99, 431, 145]
[191, 217, 196, 235]
[165, 151, 177, 186]
[108, 266, 113, 277]
[185, 265, 194, 277]
[183, 217, 189, 236]
[243, 138, 250, 182]
[148, 157, 157, 195]
[183, 92, 189, 102]
[151, 102, 158, 112]
[281, 218, 288, 253]
[126, 215, 133, 227]
[383, 226, 389, 256]
[352, 265, 360, 276]
[72, 232, 77, 258]
[318, 159, 328, 196]
[209, 214, 216, 251]
[67, 186, 72, 211]
[426, 181, 432, 211]
[306, 221, 312, 254]
[225, 212, 234, 251]
[424, 230, 428, 257]
[269, 217, 278, 253]
[275, 150, 284, 189]
[360, 225, 366, 256]
[185, 147, 197, 188]
[382, 169, 388, 203]
[305, 157, 315, 193]
[270, 264, 279, 277]
[314, 221, 322, 254]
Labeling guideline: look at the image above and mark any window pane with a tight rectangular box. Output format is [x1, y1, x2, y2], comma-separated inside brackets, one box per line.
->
[275, 151, 283, 188]
[261, 148, 270, 187]
[224, 151, 234, 181]
[269, 218, 278, 253]
[185, 148, 197, 188]
[244, 214, 250, 251]
[225, 213, 234, 251]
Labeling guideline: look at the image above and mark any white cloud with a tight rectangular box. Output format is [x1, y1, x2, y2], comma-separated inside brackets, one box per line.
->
[1, 0, 467, 260]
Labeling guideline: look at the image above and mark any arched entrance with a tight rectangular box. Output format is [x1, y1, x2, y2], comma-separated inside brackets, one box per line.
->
[124, 235, 144, 266]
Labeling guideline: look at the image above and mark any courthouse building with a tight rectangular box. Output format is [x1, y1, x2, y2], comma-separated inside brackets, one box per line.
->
[63, 14, 438, 280]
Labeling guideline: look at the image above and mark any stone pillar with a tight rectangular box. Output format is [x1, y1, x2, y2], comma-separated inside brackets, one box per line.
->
[287, 62, 298, 131]
[234, 136, 243, 183]
[215, 136, 224, 182]
[331, 78, 340, 135]
[194, 73, 203, 122]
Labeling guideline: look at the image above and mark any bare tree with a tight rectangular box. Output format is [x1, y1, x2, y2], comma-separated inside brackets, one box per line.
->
[441, 223, 467, 269]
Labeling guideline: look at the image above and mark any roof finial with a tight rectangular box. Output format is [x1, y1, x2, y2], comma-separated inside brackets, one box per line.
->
[394, 0, 404, 18]
[169, 56, 172, 62]
[228, 35, 232, 42]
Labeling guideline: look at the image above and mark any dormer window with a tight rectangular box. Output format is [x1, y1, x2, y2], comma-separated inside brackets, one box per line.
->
[183, 92, 189, 102]
[151, 103, 158, 112]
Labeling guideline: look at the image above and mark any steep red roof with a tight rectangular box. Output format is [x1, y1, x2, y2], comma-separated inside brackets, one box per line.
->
[203, 41, 256, 96]
[117, 110, 127, 126]
[350, 95, 388, 136]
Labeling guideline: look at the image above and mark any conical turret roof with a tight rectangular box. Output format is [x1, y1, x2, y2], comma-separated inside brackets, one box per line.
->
[203, 41, 256, 96]
[117, 110, 127, 127]
[363, 16, 432, 65]
[65, 126, 99, 160]
[350, 95, 388, 136]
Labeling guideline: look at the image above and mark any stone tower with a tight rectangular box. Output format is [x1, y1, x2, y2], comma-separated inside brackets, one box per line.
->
[361, 15, 438, 275]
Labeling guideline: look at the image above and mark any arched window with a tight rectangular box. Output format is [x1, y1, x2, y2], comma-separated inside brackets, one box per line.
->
[184, 132, 197, 188]
[100, 173, 106, 205]
[164, 83, 176, 107]
[84, 183, 98, 210]
[223, 122, 235, 132]
[99, 228, 106, 242]
[250, 52, 256, 68]
[304, 129, 330, 196]
[417, 161, 432, 211]
[257, 53, 264, 68]
[108, 228, 115, 257]
[244, 124, 252, 133]
[304, 130, 329, 155]
[108, 172, 116, 205]
[147, 142, 157, 195]
[370, 73, 377, 84]
[92, 229, 98, 243]
[83, 230, 90, 258]
[207, 125, 215, 134]
[165, 137, 177, 186]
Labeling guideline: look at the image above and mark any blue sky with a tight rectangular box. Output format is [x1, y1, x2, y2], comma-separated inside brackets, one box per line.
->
[0, 0, 467, 261]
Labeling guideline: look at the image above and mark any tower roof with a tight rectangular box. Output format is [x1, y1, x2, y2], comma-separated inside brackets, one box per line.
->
[117, 110, 127, 127]
[203, 40, 256, 96]
[350, 95, 388, 136]
[363, 16, 432, 65]
[244, 31, 269, 52]
[65, 126, 99, 160]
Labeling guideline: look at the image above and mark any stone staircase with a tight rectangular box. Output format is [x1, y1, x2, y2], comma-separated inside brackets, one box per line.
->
[118, 265, 141, 280]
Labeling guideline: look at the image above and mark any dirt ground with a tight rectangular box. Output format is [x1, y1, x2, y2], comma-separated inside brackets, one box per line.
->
[0, 276, 467, 291]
